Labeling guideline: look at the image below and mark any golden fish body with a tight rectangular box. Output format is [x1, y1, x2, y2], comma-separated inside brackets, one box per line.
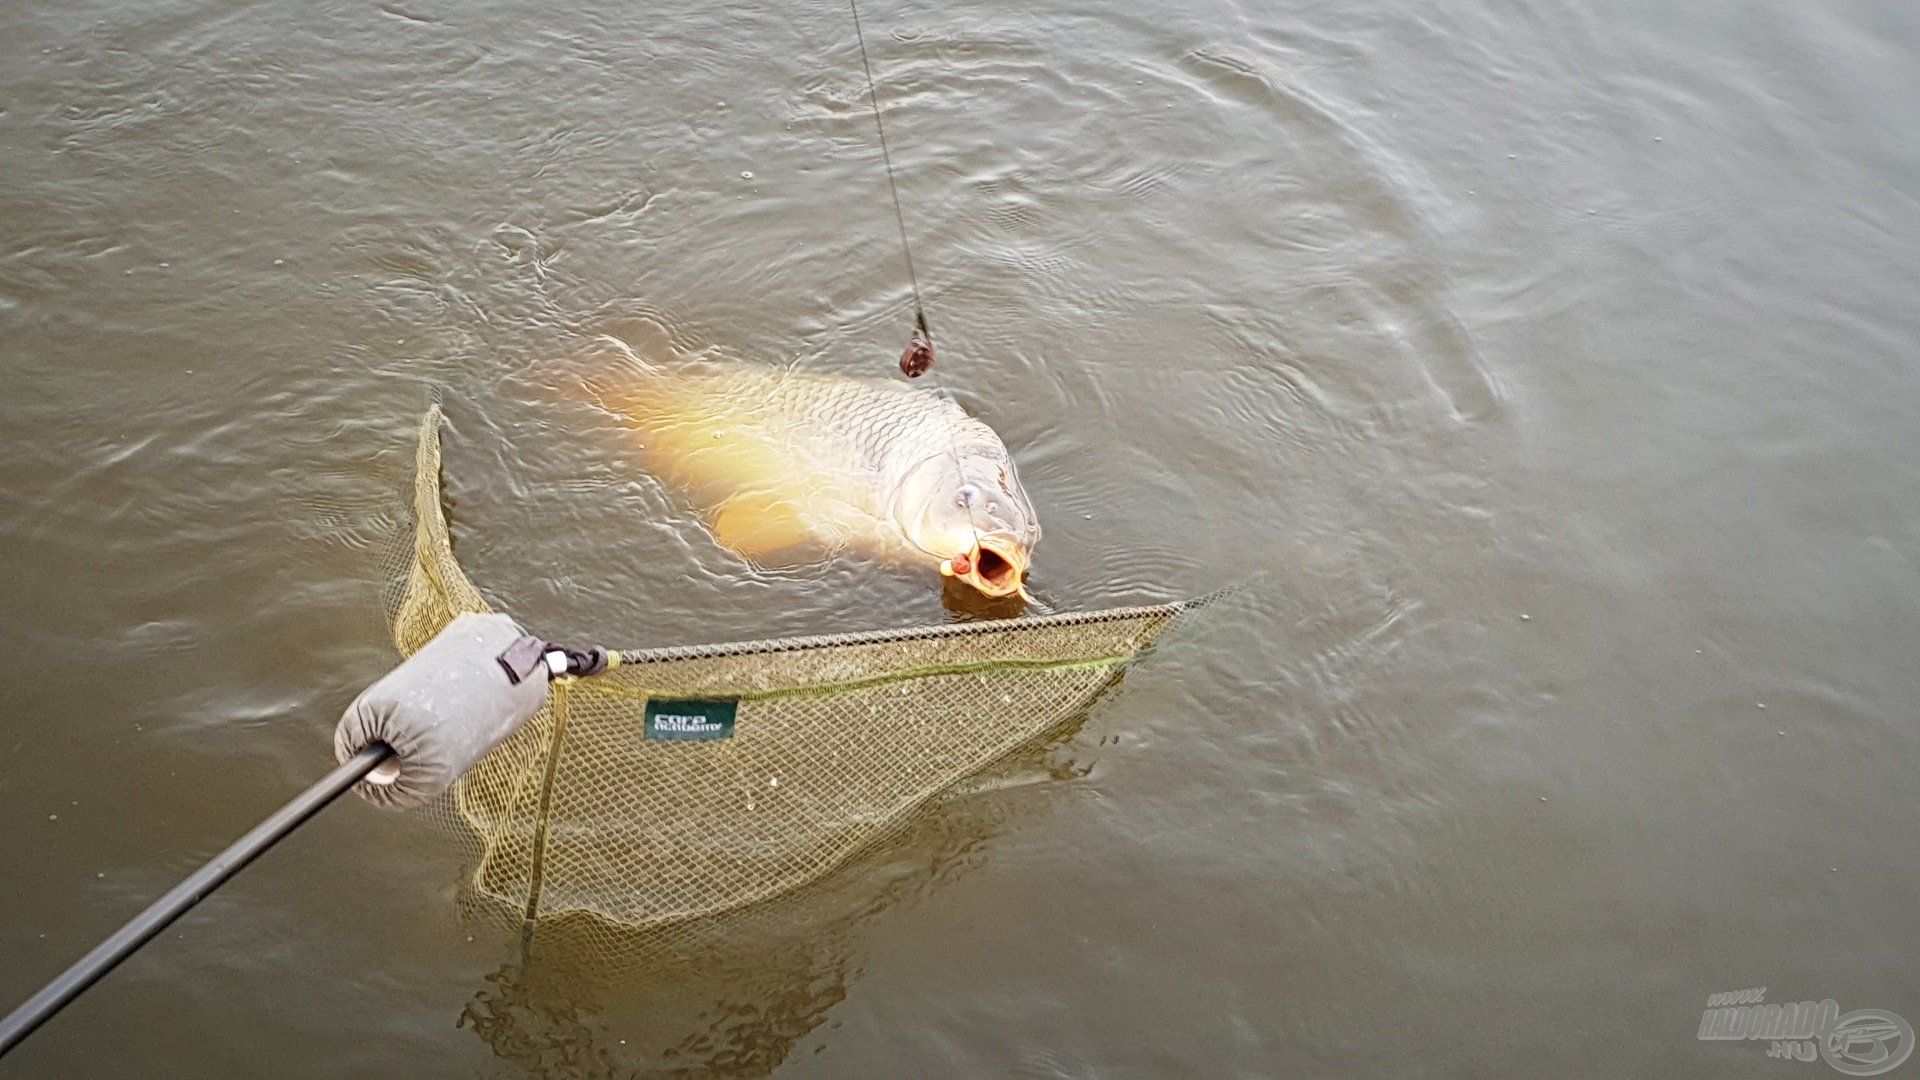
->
[598, 358, 1039, 597]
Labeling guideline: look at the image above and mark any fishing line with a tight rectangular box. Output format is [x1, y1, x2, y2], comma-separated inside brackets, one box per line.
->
[848, 0, 936, 377]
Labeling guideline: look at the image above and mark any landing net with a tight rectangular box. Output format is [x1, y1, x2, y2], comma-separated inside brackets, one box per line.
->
[388, 408, 1208, 936]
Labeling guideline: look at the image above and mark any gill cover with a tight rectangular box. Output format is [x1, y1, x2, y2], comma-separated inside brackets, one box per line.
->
[891, 448, 1040, 563]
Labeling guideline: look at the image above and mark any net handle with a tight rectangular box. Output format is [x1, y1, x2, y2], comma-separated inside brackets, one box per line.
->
[0, 744, 394, 1058]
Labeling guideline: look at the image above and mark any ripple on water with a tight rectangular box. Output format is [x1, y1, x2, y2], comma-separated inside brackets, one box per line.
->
[0, 0, 1560, 1071]
[1179, 43, 1503, 423]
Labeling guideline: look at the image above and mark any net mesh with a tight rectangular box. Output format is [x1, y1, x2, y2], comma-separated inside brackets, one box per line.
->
[389, 407, 1204, 938]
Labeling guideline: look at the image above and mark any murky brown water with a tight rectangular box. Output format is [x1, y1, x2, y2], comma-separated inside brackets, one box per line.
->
[4, 0, 1919, 1075]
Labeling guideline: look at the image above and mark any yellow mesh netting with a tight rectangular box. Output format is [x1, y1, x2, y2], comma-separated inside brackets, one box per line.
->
[388, 407, 1203, 939]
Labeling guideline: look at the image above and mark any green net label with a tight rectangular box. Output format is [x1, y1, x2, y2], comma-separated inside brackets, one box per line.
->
[644, 698, 738, 741]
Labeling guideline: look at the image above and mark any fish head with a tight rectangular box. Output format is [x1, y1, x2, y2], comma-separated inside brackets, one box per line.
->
[892, 448, 1040, 599]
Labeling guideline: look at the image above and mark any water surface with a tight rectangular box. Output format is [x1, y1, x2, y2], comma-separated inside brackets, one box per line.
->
[2, 0, 1917, 1075]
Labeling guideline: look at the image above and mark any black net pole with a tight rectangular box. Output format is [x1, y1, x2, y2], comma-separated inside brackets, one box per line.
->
[0, 743, 393, 1058]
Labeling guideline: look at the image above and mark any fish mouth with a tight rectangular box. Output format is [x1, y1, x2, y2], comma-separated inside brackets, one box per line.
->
[936, 534, 1032, 599]
[966, 537, 1027, 598]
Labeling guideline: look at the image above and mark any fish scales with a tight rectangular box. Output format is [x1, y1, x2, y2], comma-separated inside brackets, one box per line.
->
[598, 359, 1040, 597]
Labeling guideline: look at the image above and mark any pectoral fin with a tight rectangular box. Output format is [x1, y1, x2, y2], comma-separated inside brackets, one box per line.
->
[710, 491, 818, 561]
